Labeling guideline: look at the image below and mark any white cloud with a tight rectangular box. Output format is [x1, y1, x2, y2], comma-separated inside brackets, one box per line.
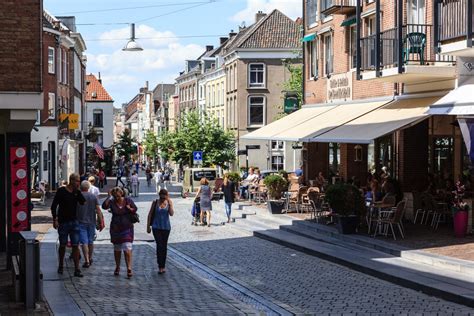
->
[86, 25, 204, 105]
[231, 0, 301, 24]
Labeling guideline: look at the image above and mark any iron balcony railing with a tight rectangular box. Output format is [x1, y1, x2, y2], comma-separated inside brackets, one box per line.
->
[436, 0, 474, 42]
[320, 0, 357, 15]
[360, 24, 455, 72]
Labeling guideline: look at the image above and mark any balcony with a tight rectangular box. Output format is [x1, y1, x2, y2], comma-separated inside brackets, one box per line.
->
[359, 24, 456, 83]
[320, 0, 356, 15]
[435, 0, 474, 56]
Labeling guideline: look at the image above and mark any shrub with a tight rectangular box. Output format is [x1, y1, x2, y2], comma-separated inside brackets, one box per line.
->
[324, 183, 365, 216]
[226, 172, 241, 183]
[264, 174, 288, 200]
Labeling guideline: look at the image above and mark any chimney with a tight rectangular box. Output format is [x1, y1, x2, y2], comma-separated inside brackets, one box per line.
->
[145, 81, 149, 90]
[255, 10, 266, 23]
[229, 29, 237, 38]
[98, 72, 102, 84]
[206, 45, 214, 52]
[219, 37, 228, 45]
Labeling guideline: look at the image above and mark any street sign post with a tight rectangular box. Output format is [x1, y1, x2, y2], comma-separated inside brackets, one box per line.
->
[193, 151, 203, 166]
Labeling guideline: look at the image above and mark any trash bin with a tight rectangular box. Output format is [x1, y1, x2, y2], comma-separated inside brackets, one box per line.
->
[19, 231, 41, 309]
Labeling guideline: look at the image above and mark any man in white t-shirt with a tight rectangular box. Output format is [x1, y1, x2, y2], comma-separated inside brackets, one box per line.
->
[239, 168, 258, 199]
[88, 176, 100, 198]
[154, 169, 163, 192]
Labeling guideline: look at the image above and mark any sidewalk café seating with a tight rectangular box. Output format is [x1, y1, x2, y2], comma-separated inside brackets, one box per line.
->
[301, 187, 319, 214]
[252, 179, 267, 204]
[373, 198, 408, 240]
[290, 186, 308, 213]
[366, 194, 396, 234]
[285, 182, 301, 212]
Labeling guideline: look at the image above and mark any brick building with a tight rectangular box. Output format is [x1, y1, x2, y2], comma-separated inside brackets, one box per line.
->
[0, 0, 44, 258]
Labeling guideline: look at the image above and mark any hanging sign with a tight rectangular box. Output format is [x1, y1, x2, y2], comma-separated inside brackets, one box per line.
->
[10, 147, 29, 232]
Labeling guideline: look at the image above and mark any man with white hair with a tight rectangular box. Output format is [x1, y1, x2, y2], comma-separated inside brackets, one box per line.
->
[77, 180, 104, 268]
[88, 176, 100, 198]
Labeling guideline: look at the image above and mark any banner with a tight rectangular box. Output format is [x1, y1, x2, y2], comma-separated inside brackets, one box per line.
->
[458, 118, 474, 162]
[10, 147, 29, 232]
[58, 113, 79, 130]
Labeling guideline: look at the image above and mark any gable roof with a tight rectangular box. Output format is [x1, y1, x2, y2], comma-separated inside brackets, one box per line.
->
[85, 74, 113, 102]
[224, 9, 300, 53]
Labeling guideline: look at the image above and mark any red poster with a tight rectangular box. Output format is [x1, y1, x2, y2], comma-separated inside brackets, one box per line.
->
[10, 147, 29, 232]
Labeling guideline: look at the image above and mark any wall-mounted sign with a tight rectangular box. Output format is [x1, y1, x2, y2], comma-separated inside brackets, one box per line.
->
[58, 113, 79, 130]
[327, 73, 352, 102]
[10, 147, 29, 232]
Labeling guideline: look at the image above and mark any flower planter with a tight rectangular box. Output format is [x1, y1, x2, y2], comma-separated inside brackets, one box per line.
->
[453, 210, 468, 238]
[336, 215, 359, 234]
[267, 200, 285, 214]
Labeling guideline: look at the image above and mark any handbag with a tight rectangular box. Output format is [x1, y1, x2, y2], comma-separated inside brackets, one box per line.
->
[130, 212, 140, 224]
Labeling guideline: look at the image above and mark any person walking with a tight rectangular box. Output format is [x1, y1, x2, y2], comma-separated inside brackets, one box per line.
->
[76, 180, 104, 268]
[196, 177, 212, 227]
[131, 172, 139, 197]
[116, 167, 125, 187]
[163, 169, 170, 189]
[147, 189, 174, 274]
[98, 169, 106, 188]
[51, 173, 86, 277]
[222, 174, 235, 223]
[102, 187, 138, 278]
[145, 166, 152, 187]
[88, 176, 100, 198]
[154, 169, 163, 192]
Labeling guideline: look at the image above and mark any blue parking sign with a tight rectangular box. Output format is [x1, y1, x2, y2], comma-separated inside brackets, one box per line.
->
[193, 151, 203, 164]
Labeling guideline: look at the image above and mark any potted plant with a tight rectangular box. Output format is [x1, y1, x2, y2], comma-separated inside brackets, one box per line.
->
[452, 181, 469, 238]
[325, 183, 364, 234]
[264, 174, 288, 214]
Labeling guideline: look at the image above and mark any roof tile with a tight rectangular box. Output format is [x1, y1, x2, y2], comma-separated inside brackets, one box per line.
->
[85, 74, 113, 102]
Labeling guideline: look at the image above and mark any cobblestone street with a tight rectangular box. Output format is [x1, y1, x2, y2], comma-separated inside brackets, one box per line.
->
[69, 177, 474, 315]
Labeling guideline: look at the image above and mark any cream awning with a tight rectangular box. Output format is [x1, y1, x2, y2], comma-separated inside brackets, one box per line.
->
[242, 99, 392, 142]
[428, 84, 474, 115]
[241, 105, 335, 140]
[313, 96, 440, 144]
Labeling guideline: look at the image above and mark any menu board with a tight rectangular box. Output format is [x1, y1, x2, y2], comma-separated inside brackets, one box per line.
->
[10, 147, 29, 232]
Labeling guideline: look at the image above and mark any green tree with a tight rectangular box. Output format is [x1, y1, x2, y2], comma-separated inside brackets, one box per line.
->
[157, 111, 235, 168]
[115, 129, 136, 161]
[276, 60, 303, 120]
[143, 131, 159, 163]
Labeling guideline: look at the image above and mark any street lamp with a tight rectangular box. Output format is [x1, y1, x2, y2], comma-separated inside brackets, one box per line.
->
[122, 23, 143, 52]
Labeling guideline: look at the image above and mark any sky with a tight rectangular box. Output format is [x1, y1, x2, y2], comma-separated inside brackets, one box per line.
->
[43, 0, 302, 108]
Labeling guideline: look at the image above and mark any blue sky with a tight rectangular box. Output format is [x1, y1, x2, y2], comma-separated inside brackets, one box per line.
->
[44, 0, 301, 107]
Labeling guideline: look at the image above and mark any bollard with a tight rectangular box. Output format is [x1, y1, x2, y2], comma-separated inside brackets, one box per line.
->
[19, 231, 40, 309]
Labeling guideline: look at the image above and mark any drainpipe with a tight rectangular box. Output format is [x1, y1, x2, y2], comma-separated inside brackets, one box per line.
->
[356, 0, 361, 80]
[375, 0, 381, 77]
[433, 0, 439, 53]
[397, 0, 403, 74]
[302, 0, 306, 104]
[468, 0, 473, 48]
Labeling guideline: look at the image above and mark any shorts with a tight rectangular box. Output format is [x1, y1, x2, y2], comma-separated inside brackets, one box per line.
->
[113, 242, 133, 252]
[78, 223, 96, 245]
[58, 220, 80, 246]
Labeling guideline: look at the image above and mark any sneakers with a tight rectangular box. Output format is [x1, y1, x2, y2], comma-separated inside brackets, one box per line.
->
[74, 270, 84, 277]
[57, 266, 63, 274]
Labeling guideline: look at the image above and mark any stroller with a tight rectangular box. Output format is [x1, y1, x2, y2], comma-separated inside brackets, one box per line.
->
[191, 197, 206, 226]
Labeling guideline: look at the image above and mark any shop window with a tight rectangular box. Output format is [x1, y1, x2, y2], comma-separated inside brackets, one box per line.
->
[329, 142, 340, 177]
[431, 137, 454, 180]
[248, 96, 265, 126]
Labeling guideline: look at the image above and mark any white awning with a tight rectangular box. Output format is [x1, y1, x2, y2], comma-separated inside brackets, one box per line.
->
[242, 98, 392, 142]
[428, 84, 474, 115]
[312, 96, 440, 144]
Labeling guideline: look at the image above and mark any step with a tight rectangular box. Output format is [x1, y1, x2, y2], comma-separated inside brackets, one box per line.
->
[254, 229, 474, 308]
[291, 220, 474, 275]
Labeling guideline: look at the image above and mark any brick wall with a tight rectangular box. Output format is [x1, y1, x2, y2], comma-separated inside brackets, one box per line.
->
[339, 144, 368, 183]
[0, 0, 42, 92]
[42, 31, 58, 125]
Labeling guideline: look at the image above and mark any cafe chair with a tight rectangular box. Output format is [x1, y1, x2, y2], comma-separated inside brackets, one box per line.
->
[373, 198, 407, 240]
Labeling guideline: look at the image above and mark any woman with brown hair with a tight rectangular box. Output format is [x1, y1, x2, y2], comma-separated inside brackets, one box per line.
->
[147, 189, 174, 274]
[195, 177, 212, 227]
[102, 187, 138, 278]
[222, 174, 235, 223]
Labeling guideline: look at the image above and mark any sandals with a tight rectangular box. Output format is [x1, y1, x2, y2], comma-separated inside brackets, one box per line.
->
[127, 269, 133, 278]
[114, 267, 120, 276]
[82, 262, 90, 268]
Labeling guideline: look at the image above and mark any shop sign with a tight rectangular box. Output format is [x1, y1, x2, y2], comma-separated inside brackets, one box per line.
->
[10, 147, 29, 232]
[327, 73, 352, 102]
[58, 113, 79, 130]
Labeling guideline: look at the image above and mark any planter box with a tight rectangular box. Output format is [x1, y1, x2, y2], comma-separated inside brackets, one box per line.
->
[267, 200, 285, 214]
[336, 215, 359, 234]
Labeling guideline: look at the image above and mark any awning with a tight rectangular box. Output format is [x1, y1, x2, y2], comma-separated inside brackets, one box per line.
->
[341, 16, 356, 27]
[241, 105, 335, 140]
[242, 98, 392, 142]
[313, 96, 440, 144]
[302, 33, 316, 42]
[428, 84, 474, 115]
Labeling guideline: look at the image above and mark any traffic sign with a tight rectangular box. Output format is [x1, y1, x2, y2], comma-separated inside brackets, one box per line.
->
[193, 151, 203, 165]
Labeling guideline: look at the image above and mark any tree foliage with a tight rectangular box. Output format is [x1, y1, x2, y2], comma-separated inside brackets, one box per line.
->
[115, 129, 136, 161]
[143, 131, 159, 160]
[157, 110, 235, 168]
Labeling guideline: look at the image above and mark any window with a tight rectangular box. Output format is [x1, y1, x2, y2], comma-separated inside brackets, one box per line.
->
[306, 0, 318, 27]
[308, 40, 319, 78]
[96, 131, 104, 146]
[407, 0, 425, 25]
[329, 142, 340, 177]
[349, 26, 357, 69]
[272, 141, 284, 150]
[324, 35, 333, 76]
[248, 96, 265, 126]
[320, 0, 332, 19]
[249, 63, 265, 88]
[57, 48, 62, 82]
[93, 109, 103, 127]
[62, 50, 67, 84]
[431, 137, 453, 180]
[48, 93, 55, 119]
[271, 155, 285, 171]
[48, 47, 55, 74]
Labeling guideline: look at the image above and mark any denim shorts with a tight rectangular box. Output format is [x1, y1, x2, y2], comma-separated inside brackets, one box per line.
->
[58, 220, 80, 246]
[78, 223, 96, 245]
